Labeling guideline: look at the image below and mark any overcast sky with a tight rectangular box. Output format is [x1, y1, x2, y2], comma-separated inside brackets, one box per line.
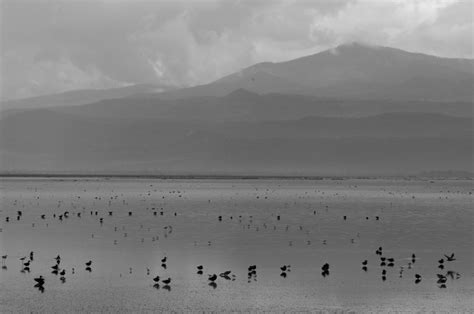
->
[1, 0, 472, 100]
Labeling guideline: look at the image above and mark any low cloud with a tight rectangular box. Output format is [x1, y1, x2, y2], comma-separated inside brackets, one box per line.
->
[1, 0, 471, 100]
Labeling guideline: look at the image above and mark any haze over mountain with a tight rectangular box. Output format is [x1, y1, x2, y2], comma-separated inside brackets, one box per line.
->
[0, 83, 175, 112]
[1, 43, 472, 176]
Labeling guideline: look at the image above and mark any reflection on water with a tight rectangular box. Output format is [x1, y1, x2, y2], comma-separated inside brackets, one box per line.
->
[0, 178, 472, 312]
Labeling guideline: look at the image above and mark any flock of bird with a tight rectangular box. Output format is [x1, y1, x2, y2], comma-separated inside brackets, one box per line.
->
[1, 246, 462, 294]
[0, 180, 468, 298]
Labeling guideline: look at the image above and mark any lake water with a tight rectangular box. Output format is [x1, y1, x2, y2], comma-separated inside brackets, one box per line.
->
[0, 178, 472, 312]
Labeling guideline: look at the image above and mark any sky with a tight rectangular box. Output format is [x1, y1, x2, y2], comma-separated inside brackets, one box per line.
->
[1, 0, 472, 100]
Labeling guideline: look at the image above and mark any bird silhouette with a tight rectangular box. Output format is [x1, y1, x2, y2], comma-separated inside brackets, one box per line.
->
[436, 274, 447, 284]
[34, 275, 45, 285]
[444, 253, 456, 261]
[415, 274, 421, 283]
[446, 271, 461, 280]
[280, 265, 290, 272]
[219, 271, 231, 277]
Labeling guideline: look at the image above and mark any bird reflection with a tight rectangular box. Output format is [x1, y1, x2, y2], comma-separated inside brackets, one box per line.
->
[209, 282, 217, 289]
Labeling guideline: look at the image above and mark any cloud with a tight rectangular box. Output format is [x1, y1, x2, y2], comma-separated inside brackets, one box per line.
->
[0, 0, 472, 100]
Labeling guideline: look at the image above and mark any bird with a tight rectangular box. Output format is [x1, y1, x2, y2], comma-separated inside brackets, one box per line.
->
[444, 253, 456, 261]
[161, 257, 167, 263]
[208, 274, 217, 282]
[362, 260, 368, 266]
[51, 264, 59, 270]
[280, 265, 290, 272]
[60, 269, 66, 276]
[85, 260, 92, 267]
[415, 274, 421, 279]
[437, 274, 447, 284]
[446, 271, 461, 280]
[438, 259, 444, 264]
[220, 271, 231, 277]
[162, 277, 171, 285]
[153, 275, 160, 283]
[197, 265, 203, 270]
[34, 275, 45, 285]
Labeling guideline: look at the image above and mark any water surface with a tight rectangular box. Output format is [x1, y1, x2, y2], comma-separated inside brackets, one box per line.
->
[0, 178, 472, 312]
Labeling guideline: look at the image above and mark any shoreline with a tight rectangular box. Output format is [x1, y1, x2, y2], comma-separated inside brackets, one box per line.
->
[0, 173, 471, 180]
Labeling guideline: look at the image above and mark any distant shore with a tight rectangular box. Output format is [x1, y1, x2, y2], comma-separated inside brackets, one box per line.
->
[0, 172, 471, 180]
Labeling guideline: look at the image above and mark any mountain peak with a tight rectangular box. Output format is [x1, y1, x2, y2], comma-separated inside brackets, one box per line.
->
[330, 42, 386, 55]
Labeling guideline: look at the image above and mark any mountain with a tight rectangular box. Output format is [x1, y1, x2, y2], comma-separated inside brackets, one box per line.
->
[45, 89, 473, 122]
[1, 43, 472, 176]
[158, 43, 474, 102]
[1, 108, 471, 175]
[0, 83, 176, 112]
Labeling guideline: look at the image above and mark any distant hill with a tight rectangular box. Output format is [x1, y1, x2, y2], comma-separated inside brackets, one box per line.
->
[34, 88, 471, 122]
[0, 83, 175, 111]
[1, 108, 471, 175]
[158, 43, 474, 102]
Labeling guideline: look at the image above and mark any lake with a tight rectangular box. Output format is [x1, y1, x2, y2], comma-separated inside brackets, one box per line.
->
[0, 178, 472, 312]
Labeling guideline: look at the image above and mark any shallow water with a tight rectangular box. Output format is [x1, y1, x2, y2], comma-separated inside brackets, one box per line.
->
[0, 178, 473, 312]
